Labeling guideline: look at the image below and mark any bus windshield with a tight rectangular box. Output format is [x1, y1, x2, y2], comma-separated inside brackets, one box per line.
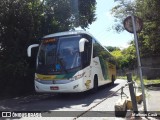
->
[36, 35, 81, 75]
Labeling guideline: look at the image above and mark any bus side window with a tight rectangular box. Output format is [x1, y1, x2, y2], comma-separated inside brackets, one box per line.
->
[93, 39, 97, 58]
[93, 39, 101, 58]
[82, 35, 92, 67]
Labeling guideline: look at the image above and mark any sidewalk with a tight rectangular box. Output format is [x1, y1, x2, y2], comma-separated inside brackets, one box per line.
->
[128, 84, 160, 120]
[146, 84, 160, 115]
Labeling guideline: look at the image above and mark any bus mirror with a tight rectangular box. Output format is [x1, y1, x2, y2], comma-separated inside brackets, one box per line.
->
[79, 38, 89, 52]
[27, 44, 39, 57]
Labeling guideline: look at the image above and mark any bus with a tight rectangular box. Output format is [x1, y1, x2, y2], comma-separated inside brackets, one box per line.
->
[27, 30, 116, 93]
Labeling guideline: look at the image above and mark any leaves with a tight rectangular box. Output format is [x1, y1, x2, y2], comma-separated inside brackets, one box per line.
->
[109, 41, 136, 70]
[112, 0, 160, 58]
[0, 0, 96, 96]
[105, 46, 120, 52]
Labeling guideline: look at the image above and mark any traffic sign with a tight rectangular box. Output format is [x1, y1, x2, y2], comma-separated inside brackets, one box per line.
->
[123, 16, 143, 33]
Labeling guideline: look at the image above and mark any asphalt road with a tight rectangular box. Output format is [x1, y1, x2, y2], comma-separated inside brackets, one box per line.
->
[0, 79, 129, 120]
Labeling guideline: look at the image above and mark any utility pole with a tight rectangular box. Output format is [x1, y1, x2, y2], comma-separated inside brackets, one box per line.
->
[70, 0, 79, 29]
[131, 15, 147, 113]
[116, 0, 147, 113]
[123, 14, 147, 113]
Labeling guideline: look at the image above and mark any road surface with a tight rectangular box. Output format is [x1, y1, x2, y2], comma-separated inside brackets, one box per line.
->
[0, 79, 130, 120]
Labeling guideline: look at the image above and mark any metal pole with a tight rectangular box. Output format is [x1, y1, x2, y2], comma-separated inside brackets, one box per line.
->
[70, 0, 79, 27]
[131, 15, 147, 113]
[127, 73, 138, 114]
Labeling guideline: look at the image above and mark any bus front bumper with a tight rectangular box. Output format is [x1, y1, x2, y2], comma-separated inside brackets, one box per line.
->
[34, 79, 85, 93]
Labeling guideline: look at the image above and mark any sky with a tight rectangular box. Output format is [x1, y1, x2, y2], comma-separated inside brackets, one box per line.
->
[81, 0, 134, 49]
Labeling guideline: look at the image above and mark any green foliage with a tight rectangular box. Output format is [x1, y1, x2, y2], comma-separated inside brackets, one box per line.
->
[109, 41, 136, 71]
[111, 0, 135, 33]
[112, 0, 160, 57]
[78, 0, 96, 28]
[117, 76, 127, 80]
[105, 46, 120, 52]
[111, 50, 122, 59]
[0, 0, 41, 96]
[136, 0, 160, 57]
[0, 0, 96, 97]
[111, 49, 127, 69]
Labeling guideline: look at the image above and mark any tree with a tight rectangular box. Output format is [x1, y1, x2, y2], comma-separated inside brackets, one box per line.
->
[42, 0, 96, 34]
[136, 0, 160, 57]
[111, 0, 136, 33]
[105, 46, 120, 52]
[110, 41, 136, 72]
[0, 0, 97, 96]
[78, 0, 96, 28]
[0, 0, 43, 95]
[112, 0, 160, 57]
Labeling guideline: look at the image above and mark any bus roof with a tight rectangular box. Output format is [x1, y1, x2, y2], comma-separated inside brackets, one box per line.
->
[43, 30, 92, 39]
[43, 30, 110, 53]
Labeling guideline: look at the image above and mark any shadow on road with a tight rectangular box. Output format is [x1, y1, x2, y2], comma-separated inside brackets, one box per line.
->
[0, 82, 121, 118]
[145, 83, 160, 91]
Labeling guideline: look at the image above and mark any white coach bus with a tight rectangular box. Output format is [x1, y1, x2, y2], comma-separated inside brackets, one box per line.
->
[27, 31, 116, 93]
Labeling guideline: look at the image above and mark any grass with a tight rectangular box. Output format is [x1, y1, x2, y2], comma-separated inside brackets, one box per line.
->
[136, 78, 160, 85]
[117, 76, 160, 100]
[117, 76, 138, 81]
[117, 76, 160, 85]
[117, 76, 127, 80]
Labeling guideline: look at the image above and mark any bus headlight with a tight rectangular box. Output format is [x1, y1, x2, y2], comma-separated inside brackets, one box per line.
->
[69, 72, 85, 81]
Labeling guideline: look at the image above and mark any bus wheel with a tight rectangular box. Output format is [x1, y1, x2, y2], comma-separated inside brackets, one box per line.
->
[111, 75, 115, 85]
[91, 75, 98, 93]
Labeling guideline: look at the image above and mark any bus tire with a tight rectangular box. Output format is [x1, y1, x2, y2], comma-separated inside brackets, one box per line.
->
[111, 75, 115, 85]
[91, 75, 98, 93]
